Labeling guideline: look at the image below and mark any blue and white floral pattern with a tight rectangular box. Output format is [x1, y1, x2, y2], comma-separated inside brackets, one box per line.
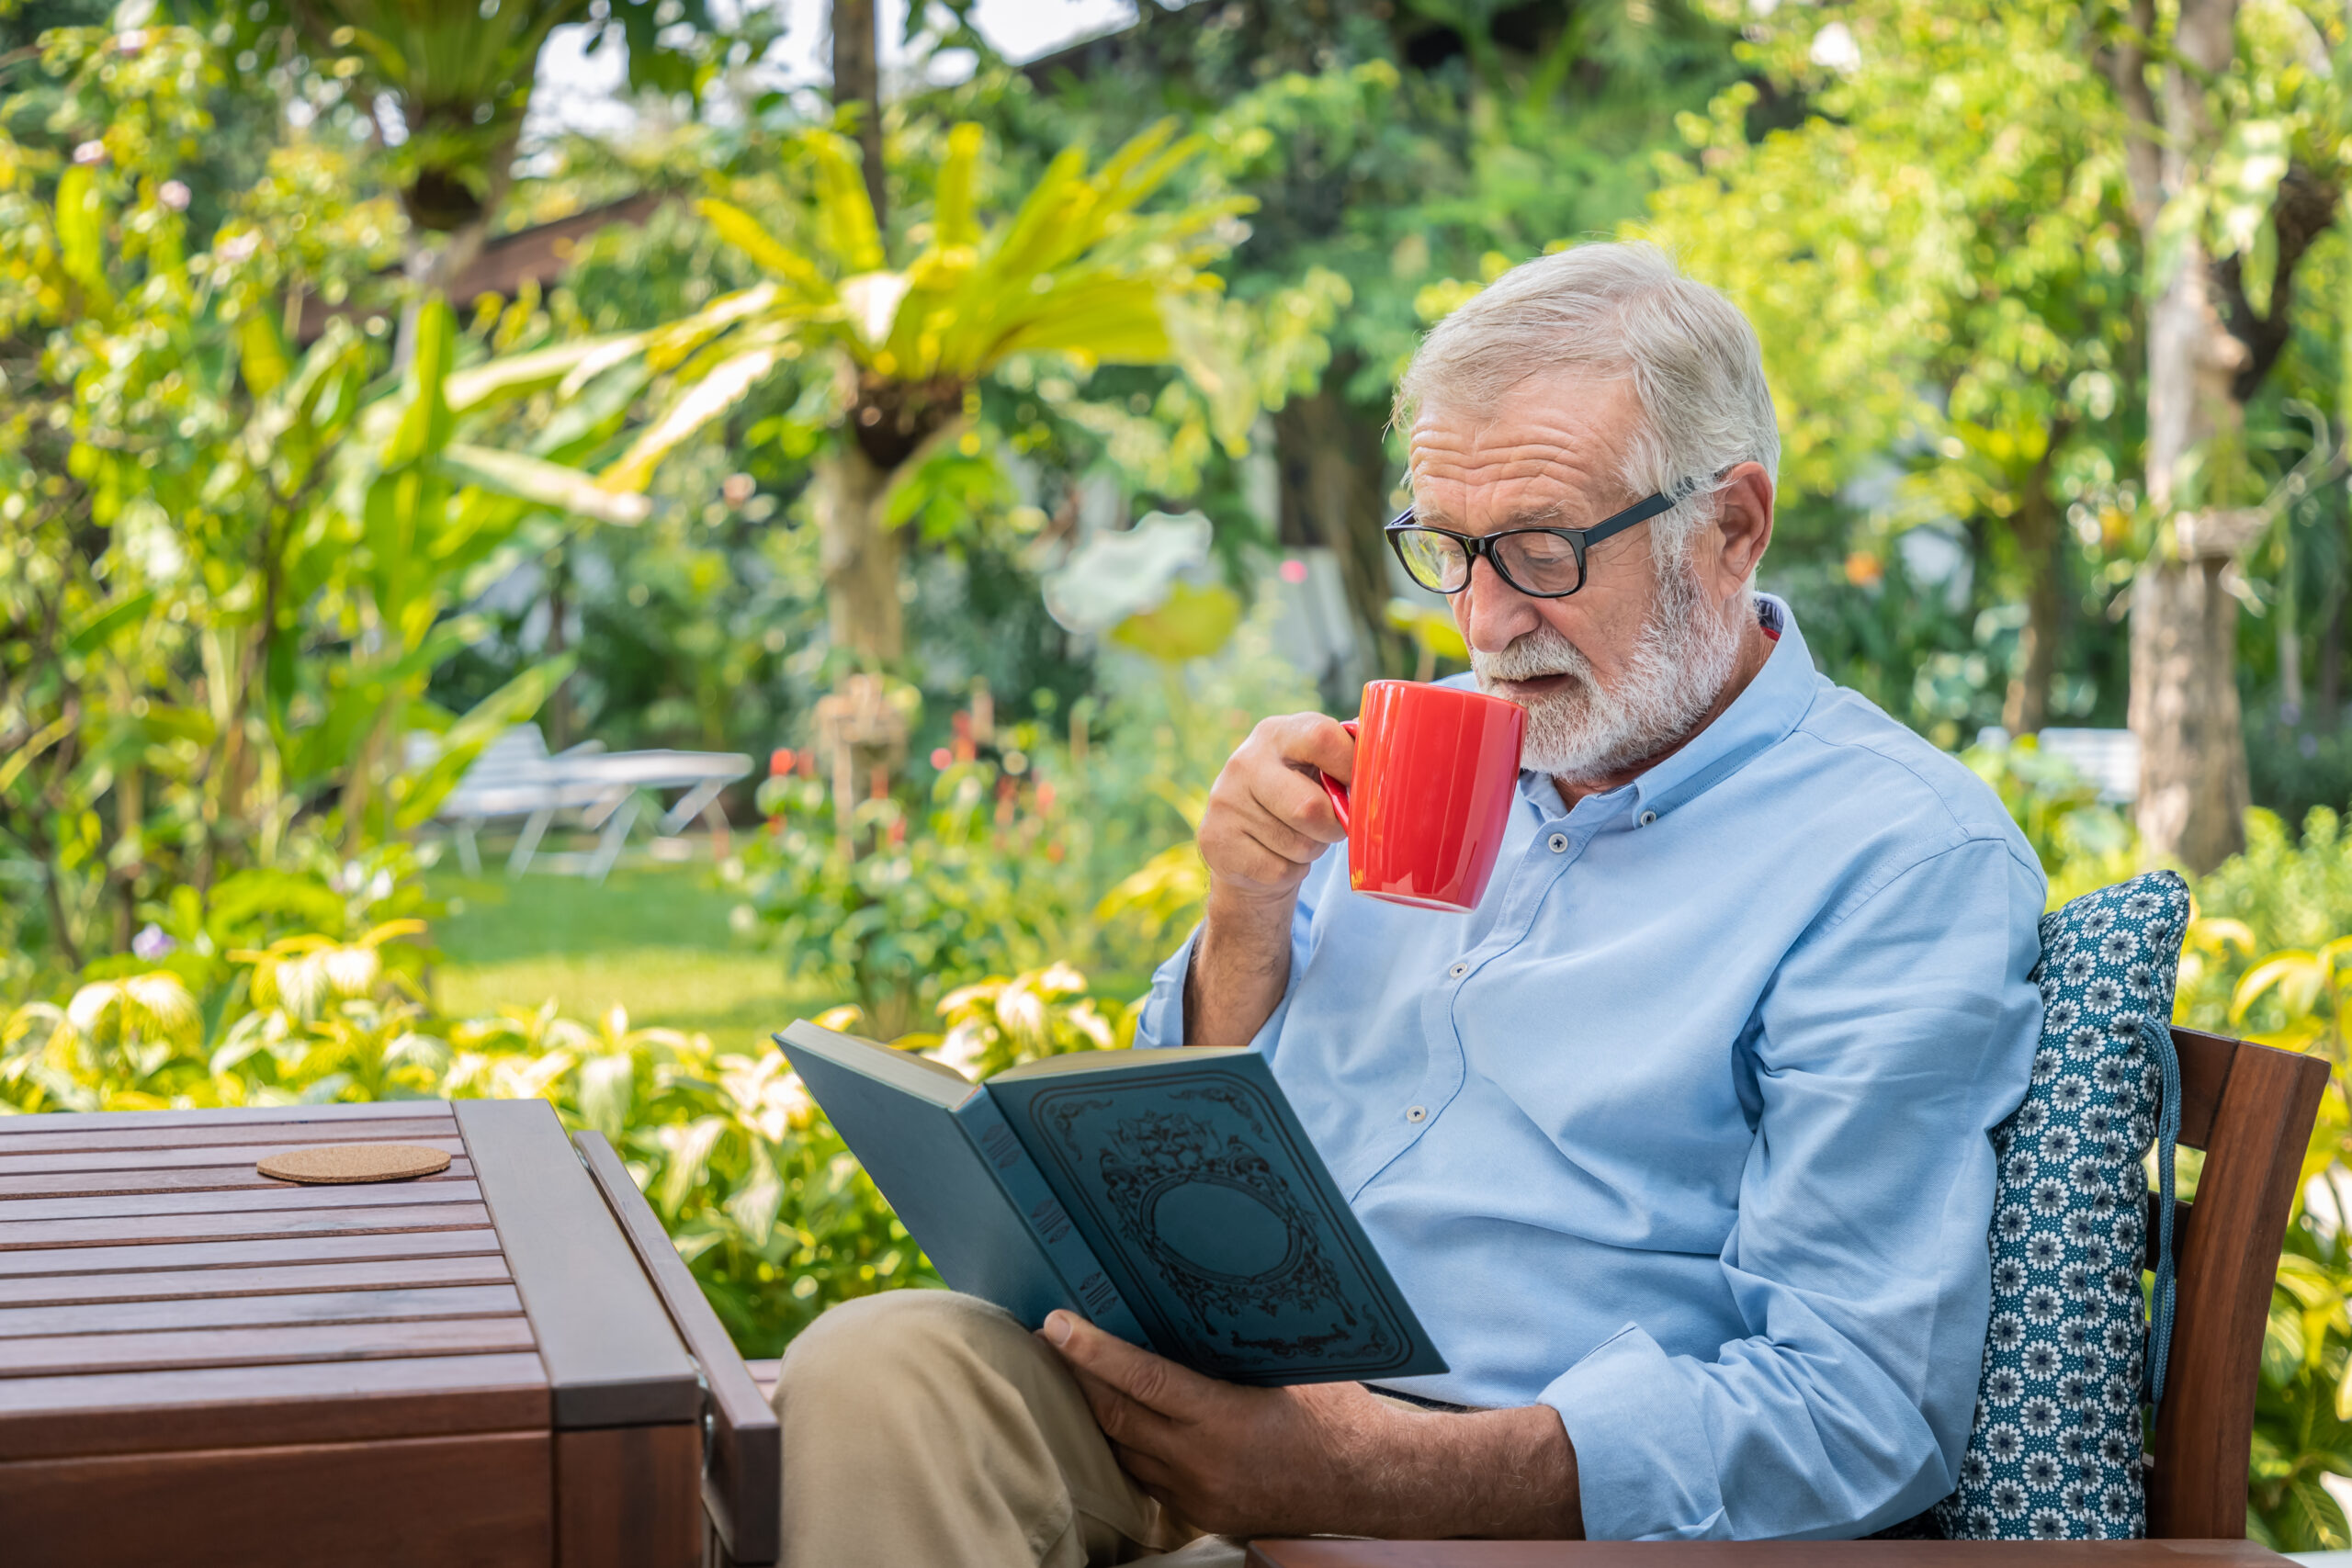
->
[1936, 871, 2188, 1541]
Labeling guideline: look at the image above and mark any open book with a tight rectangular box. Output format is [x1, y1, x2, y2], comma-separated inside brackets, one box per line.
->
[777, 1020, 1447, 1386]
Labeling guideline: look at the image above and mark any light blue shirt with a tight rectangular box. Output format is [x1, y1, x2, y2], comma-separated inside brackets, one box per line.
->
[1135, 595, 2045, 1540]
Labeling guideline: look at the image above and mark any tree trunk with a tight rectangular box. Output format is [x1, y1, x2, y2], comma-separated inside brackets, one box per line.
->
[543, 550, 572, 750]
[393, 130, 516, 373]
[2131, 249, 2257, 871]
[2111, 0, 2256, 871]
[2131, 558, 2250, 872]
[2277, 517, 2303, 723]
[831, 0, 886, 229]
[2318, 583, 2343, 726]
[1274, 359, 1409, 687]
[2002, 442, 2068, 737]
[816, 443, 902, 666]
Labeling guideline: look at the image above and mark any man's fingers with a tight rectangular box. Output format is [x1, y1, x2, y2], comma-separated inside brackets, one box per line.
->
[1277, 713, 1357, 786]
[1109, 1441, 1182, 1494]
[1260, 764, 1347, 845]
[1216, 773, 1342, 864]
[1046, 1312, 1220, 1419]
[1235, 815, 1326, 875]
[1064, 1361, 1186, 1457]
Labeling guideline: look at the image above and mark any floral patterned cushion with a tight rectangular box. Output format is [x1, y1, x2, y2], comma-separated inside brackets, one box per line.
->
[1935, 870, 2189, 1541]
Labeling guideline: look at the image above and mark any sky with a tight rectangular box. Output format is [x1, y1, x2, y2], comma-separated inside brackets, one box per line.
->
[526, 0, 1145, 142]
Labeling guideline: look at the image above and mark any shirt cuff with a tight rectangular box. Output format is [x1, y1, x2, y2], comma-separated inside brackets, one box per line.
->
[1135, 926, 1203, 1047]
[1541, 1324, 1729, 1540]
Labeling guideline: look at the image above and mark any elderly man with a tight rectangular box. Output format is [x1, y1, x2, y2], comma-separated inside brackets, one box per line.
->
[770, 243, 2045, 1560]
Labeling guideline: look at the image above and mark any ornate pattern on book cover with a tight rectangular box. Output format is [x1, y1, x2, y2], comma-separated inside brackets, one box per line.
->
[1016, 1065, 1423, 1383]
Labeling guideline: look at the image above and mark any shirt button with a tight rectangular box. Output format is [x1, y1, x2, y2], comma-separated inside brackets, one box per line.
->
[1547, 832, 1568, 852]
[1406, 1106, 1428, 1123]
[1447, 962, 1468, 978]
[1638, 809, 1658, 827]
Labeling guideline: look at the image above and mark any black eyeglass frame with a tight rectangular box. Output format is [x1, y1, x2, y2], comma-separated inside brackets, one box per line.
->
[1384, 487, 1684, 600]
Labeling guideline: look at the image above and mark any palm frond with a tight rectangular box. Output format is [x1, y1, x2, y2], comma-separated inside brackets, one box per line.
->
[600, 341, 788, 493]
[805, 132, 887, 275]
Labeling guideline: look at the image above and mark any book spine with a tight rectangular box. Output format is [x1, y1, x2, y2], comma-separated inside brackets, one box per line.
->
[952, 1091, 1149, 1346]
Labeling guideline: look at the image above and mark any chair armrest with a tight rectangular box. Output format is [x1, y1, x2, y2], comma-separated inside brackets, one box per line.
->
[575, 1131, 780, 1565]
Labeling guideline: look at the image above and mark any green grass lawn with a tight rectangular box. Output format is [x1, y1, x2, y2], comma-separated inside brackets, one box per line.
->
[425, 859, 809, 1056]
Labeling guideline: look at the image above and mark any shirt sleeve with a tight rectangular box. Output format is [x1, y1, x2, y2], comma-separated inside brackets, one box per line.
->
[1134, 852, 1337, 1053]
[1541, 835, 2045, 1540]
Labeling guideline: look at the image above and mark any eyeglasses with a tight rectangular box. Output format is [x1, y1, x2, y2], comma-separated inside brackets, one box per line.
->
[1384, 487, 1686, 600]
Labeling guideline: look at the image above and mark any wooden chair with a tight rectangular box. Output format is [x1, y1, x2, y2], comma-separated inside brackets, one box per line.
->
[739, 1026, 2330, 1552]
[2143, 1026, 2328, 1538]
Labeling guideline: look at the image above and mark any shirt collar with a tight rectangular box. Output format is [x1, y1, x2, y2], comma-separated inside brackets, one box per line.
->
[1516, 592, 1819, 825]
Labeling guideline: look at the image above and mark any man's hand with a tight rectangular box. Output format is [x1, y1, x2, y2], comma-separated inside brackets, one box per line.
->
[1038, 1312, 1584, 1541]
[1198, 713, 1354, 908]
[1184, 714, 1353, 1048]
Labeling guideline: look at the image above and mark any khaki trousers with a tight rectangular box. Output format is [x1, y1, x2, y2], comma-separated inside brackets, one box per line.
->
[771, 1290, 1245, 1568]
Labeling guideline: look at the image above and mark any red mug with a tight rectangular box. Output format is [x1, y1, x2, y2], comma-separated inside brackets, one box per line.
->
[1318, 681, 1527, 911]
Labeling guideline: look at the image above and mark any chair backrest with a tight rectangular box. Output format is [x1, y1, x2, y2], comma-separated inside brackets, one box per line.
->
[2145, 1025, 2330, 1538]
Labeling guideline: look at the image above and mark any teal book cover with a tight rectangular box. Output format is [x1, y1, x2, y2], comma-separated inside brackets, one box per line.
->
[778, 1021, 1445, 1387]
[988, 1048, 1445, 1386]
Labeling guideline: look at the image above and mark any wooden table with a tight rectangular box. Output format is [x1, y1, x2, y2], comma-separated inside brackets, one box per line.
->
[0, 1099, 721, 1566]
[1245, 1542, 2290, 1565]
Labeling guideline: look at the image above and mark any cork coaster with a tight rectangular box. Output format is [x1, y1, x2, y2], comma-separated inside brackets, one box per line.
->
[257, 1144, 452, 1185]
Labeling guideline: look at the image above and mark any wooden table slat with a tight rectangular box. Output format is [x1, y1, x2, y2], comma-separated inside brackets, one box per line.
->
[0, 1101, 451, 1134]
[0, 1117, 458, 1155]
[0, 1314, 537, 1378]
[0, 1224, 506, 1279]
[0, 1201, 493, 1252]
[0, 1136, 468, 1179]
[0, 1252, 514, 1308]
[557, 1425, 705, 1568]
[0, 1179, 480, 1224]
[0, 1428, 550, 1568]
[0, 1282, 525, 1338]
[0, 1158, 474, 1199]
[0, 1350, 549, 1460]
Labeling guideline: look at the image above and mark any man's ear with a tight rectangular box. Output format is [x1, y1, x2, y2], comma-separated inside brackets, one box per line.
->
[1705, 462, 1774, 598]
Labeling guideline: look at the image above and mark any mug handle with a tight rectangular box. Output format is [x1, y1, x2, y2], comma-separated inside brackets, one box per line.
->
[1317, 719, 1359, 830]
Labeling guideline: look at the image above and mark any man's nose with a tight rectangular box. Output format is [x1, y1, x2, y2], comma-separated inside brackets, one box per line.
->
[1454, 555, 1542, 655]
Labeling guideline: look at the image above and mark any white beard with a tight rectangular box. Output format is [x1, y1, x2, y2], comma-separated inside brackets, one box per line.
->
[1470, 565, 1747, 784]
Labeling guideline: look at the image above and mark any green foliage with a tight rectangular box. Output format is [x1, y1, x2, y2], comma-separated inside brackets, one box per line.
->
[2251, 1213, 2352, 1551]
[0, 26, 654, 1001]
[599, 118, 1254, 496]
[729, 758, 1091, 1041]
[721, 599, 1317, 1045]
[2179, 809, 2352, 1032]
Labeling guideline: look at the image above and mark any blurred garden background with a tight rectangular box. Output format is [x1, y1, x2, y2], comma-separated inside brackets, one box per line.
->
[14, 0, 2352, 1542]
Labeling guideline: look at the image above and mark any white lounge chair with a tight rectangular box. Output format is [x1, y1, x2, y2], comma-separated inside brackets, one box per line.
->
[424, 725, 752, 880]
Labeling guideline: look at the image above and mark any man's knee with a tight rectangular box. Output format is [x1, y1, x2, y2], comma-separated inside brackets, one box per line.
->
[775, 1289, 1040, 1410]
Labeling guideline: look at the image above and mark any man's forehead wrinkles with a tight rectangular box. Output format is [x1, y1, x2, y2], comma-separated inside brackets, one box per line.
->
[1410, 446, 1599, 488]
[1409, 449, 1615, 527]
[1409, 497, 1570, 534]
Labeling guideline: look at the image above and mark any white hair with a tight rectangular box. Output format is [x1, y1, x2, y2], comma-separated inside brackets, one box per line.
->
[1394, 242, 1780, 564]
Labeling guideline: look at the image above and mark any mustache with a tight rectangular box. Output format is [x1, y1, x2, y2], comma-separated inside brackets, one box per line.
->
[1470, 624, 1593, 684]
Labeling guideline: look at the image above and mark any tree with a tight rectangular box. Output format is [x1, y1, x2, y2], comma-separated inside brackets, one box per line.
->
[830, 0, 884, 227]
[0, 18, 639, 982]
[2103, 0, 2349, 870]
[593, 120, 1265, 670]
[224, 0, 734, 318]
[1642, 0, 2141, 741]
